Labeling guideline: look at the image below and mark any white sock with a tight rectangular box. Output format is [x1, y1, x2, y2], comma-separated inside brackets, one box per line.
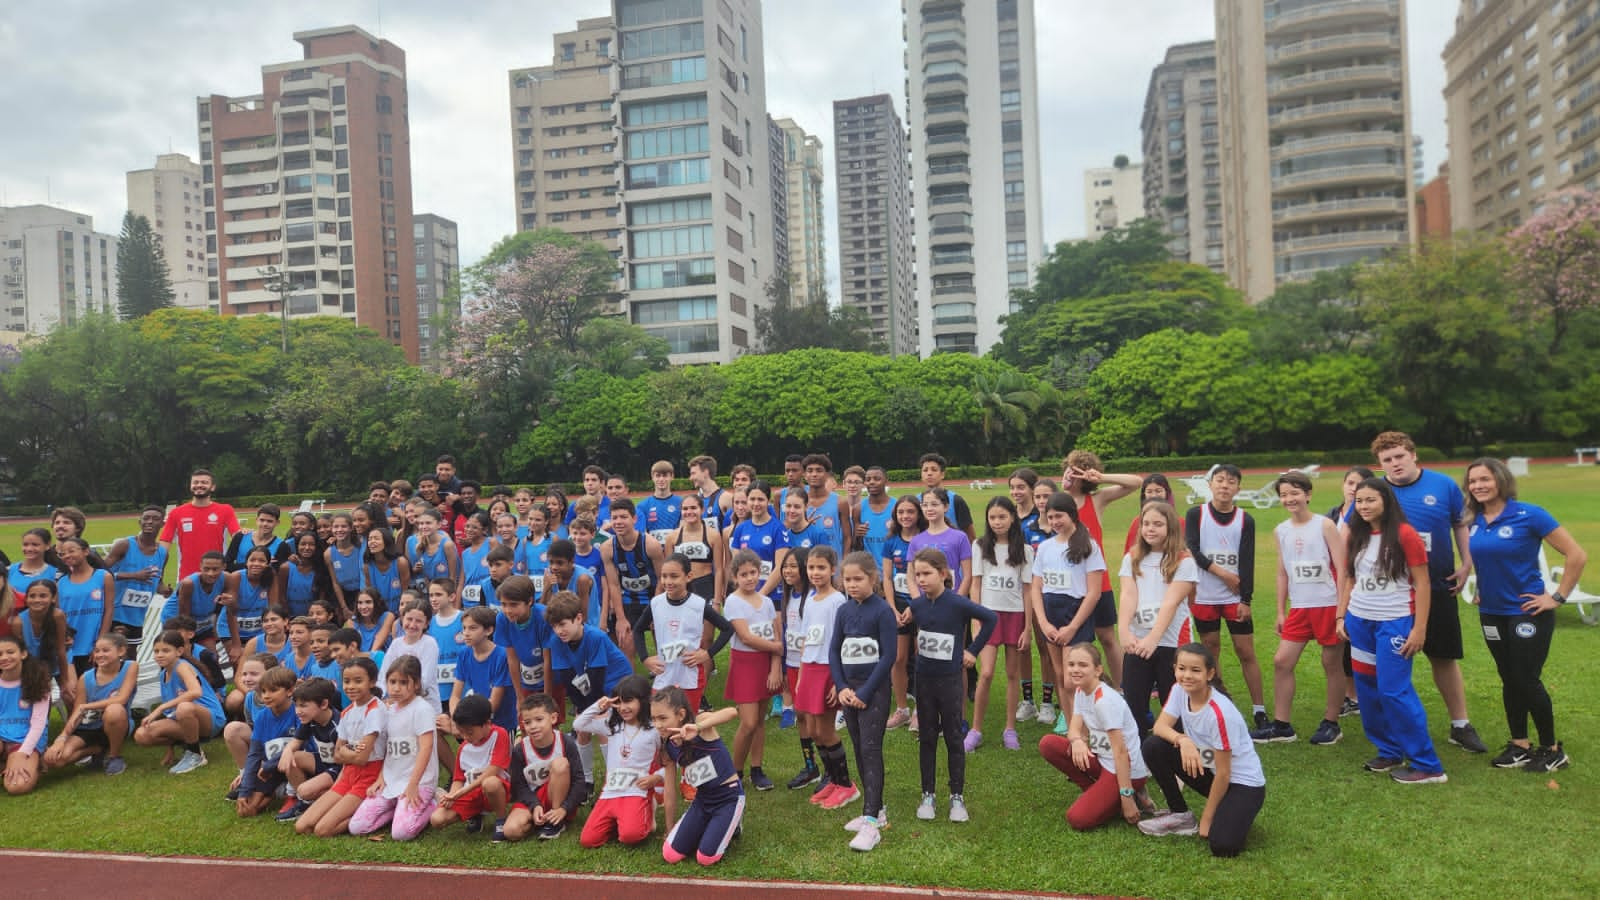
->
[1450, 719, 1469, 729]
[577, 735, 595, 785]
[1252, 704, 1266, 715]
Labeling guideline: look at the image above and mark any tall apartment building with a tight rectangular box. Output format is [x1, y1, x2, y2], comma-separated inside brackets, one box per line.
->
[508, 16, 623, 269]
[126, 153, 210, 311]
[199, 26, 419, 359]
[0, 205, 118, 334]
[413, 213, 458, 362]
[834, 94, 917, 356]
[611, 0, 774, 363]
[772, 117, 827, 298]
[767, 115, 791, 280]
[907, 0, 1044, 356]
[1443, 0, 1587, 234]
[1215, 0, 1415, 302]
[1141, 41, 1226, 271]
[1083, 160, 1146, 238]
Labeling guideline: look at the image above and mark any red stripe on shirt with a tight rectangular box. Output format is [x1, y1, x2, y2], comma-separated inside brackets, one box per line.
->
[1207, 699, 1231, 751]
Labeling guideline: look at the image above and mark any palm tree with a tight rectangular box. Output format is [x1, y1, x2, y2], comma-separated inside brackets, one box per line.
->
[972, 370, 1042, 463]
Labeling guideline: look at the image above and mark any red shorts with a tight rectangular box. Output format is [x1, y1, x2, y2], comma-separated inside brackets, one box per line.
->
[784, 665, 800, 699]
[794, 662, 836, 716]
[1191, 602, 1255, 636]
[725, 648, 776, 704]
[987, 610, 1027, 648]
[1280, 606, 1340, 646]
[330, 759, 383, 798]
[450, 776, 510, 819]
[513, 783, 552, 812]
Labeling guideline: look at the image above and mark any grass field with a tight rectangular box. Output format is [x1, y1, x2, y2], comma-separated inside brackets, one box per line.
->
[2, 463, 1598, 898]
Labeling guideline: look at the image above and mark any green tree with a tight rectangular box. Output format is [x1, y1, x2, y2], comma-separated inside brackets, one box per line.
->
[972, 370, 1042, 463]
[1252, 266, 1369, 362]
[116, 212, 174, 319]
[754, 272, 879, 353]
[1006, 218, 1170, 318]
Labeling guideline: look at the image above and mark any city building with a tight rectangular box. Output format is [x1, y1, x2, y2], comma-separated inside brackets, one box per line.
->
[1442, 0, 1579, 234]
[0, 204, 118, 334]
[508, 16, 623, 270]
[126, 153, 209, 311]
[1416, 163, 1453, 240]
[1215, 0, 1415, 301]
[1141, 41, 1225, 271]
[1083, 158, 1146, 238]
[768, 115, 790, 281]
[834, 93, 916, 355]
[906, 0, 1044, 355]
[198, 25, 419, 359]
[771, 117, 826, 299]
[413, 213, 458, 362]
[611, 0, 774, 363]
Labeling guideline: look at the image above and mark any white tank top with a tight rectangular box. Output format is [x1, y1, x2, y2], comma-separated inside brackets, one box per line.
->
[1195, 505, 1244, 606]
[1275, 516, 1338, 609]
[649, 592, 707, 690]
[518, 732, 566, 789]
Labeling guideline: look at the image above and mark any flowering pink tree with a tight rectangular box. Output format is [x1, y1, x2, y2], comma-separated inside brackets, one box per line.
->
[1508, 188, 1600, 352]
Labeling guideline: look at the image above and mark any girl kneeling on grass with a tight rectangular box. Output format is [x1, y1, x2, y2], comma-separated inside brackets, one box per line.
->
[134, 629, 226, 775]
[654, 688, 744, 866]
[296, 658, 386, 837]
[45, 634, 137, 776]
[576, 674, 662, 849]
[1140, 643, 1266, 856]
[0, 634, 51, 795]
[349, 655, 437, 841]
[1040, 643, 1155, 830]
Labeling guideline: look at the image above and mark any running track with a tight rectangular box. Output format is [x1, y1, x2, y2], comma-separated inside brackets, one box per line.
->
[0, 849, 1105, 899]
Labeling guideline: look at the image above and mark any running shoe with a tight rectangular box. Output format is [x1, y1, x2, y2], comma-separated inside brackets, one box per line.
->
[1449, 723, 1489, 753]
[1526, 743, 1570, 773]
[1363, 756, 1402, 773]
[916, 792, 937, 820]
[948, 794, 969, 823]
[699, 694, 714, 713]
[1339, 697, 1360, 718]
[77, 754, 102, 769]
[1053, 711, 1069, 736]
[103, 756, 127, 776]
[769, 696, 783, 717]
[886, 708, 911, 729]
[962, 729, 983, 752]
[1035, 702, 1057, 726]
[908, 710, 919, 734]
[1309, 720, 1343, 746]
[1002, 728, 1021, 750]
[1015, 700, 1037, 722]
[820, 783, 860, 809]
[1491, 742, 1532, 768]
[1390, 766, 1448, 784]
[492, 820, 508, 843]
[749, 768, 775, 791]
[169, 750, 207, 775]
[810, 782, 840, 806]
[848, 820, 881, 851]
[464, 813, 484, 834]
[845, 811, 887, 833]
[1252, 709, 1271, 731]
[786, 765, 820, 790]
[1138, 810, 1198, 836]
[1250, 720, 1297, 743]
[538, 822, 565, 840]
[779, 707, 796, 729]
[275, 799, 309, 823]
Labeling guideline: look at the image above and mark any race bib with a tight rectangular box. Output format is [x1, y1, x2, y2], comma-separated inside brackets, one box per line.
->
[462, 585, 483, 605]
[264, 737, 292, 761]
[679, 542, 710, 561]
[520, 663, 544, 686]
[749, 621, 775, 641]
[785, 630, 807, 653]
[1357, 575, 1391, 593]
[1088, 729, 1113, 757]
[917, 631, 956, 661]
[892, 572, 910, 595]
[462, 767, 484, 785]
[1132, 606, 1158, 628]
[1040, 570, 1074, 591]
[1208, 552, 1239, 571]
[621, 575, 651, 593]
[387, 737, 415, 759]
[984, 572, 1017, 592]
[123, 589, 154, 610]
[805, 625, 824, 648]
[237, 615, 262, 634]
[1199, 748, 1216, 771]
[658, 641, 691, 664]
[760, 560, 774, 578]
[437, 663, 457, 683]
[683, 755, 718, 787]
[524, 761, 551, 786]
[648, 529, 672, 544]
[604, 768, 645, 792]
[570, 673, 592, 695]
[1290, 562, 1326, 585]
[1419, 532, 1434, 552]
[316, 741, 338, 764]
[840, 636, 881, 664]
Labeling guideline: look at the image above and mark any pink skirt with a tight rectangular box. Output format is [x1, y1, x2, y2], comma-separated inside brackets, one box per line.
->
[724, 648, 777, 703]
[794, 662, 837, 715]
[987, 610, 1027, 647]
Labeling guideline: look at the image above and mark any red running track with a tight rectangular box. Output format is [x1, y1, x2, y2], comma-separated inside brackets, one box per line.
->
[0, 849, 1107, 899]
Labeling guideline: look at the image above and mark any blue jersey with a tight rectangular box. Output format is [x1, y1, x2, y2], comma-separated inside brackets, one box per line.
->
[110, 538, 168, 628]
[281, 562, 319, 617]
[494, 607, 554, 692]
[1468, 500, 1561, 616]
[429, 612, 465, 690]
[251, 701, 301, 756]
[0, 680, 46, 751]
[301, 657, 344, 705]
[79, 661, 134, 734]
[1388, 469, 1466, 591]
[174, 572, 226, 635]
[780, 522, 828, 553]
[361, 558, 406, 609]
[545, 564, 604, 628]
[160, 659, 224, 733]
[611, 536, 656, 610]
[700, 488, 734, 531]
[574, 546, 604, 581]
[882, 534, 914, 602]
[407, 535, 455, 586]
[56, 569, 110, 658]
[455, 644, 517, 732]
[857, 498, 896, 567]
[13, 610, 54, 674]
[353, 618, 388, 653]
[231, 532, 284, 571]
[730, 516, 784, 579]
[459, 540, 495, 603]
[547, 624, 633, 702]
[636, 494, 684, 543]
[220, 576, 272, 641]
[6, 562, 53, 606]
[804, 492, 848, 555]
[1021, 511, 1049, 548]
[566, 495, 611, 528]
[327, 543, 363, 592]
[521, 535, 553, 579]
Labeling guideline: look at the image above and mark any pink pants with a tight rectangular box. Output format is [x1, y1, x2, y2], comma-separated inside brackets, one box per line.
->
[349, 785, 436, 840]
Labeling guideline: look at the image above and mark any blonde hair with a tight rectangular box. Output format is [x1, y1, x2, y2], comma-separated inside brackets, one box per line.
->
[1131, 502, 1185, 584]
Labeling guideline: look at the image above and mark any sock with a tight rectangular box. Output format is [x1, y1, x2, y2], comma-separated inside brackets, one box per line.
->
[822, 741, 851, 786]
[286, 784, 298, 798]
[1022, 680, 1034, 703]
[184, 742, 201, 755]
[751, 765, 765, 776]
[801, 737, 817, 770]
[1253, 704, 1266, 716]
[1450, 719, 1468, 729]
[577, 737, 595, 785]
[1041, 683, 1054, 705]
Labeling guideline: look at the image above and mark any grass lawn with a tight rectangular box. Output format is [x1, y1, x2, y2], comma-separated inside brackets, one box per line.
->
[2, 463, 1598, 898]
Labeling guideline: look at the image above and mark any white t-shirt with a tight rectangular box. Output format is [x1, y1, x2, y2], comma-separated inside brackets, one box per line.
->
[1348, 527, 1426, 622]
[1161, 688, 1265, 788]
[799, 589, 847, 665]
[378, 634, 442, 714]
[574, 700, 661, 799]
[1118, 551, 1197, 647]
[337, 696, 386, 762]
[971, 541, 1033, 613]
[457, 726, 508, 785]
[724, 590, 778, 653]
[1074, 684, 1149, 779]
[379, 697, 439, 799]
[1031, 538, 1107, 598]
[1275, 516, 1338, 609]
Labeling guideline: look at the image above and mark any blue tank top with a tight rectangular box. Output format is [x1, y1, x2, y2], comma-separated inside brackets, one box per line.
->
[460, 541, 495, 606]
[883, 534, 914, 602]
[611, 535, 655, 608]
[427, 612, 464, 662]
[13, 610, 53, 674]
[805, 492, 848, 555]
[176, 572, 227, 634]
[328, 543, 363, 591]
[56, 569, 108, 658]
[408, 535, 454, 586]
[362, 558, 405, 609]
[0, 680, 45, 750]
[160, 659, 224, 733]
[574, 546, 604, 579]
[283, 563, 318, 617]
[273, 642, 296, 667]
[547, 564, 604, 626]
[6, 562, 53, 605]
[111, 538, 168, 627]
[223, 576, 272, 640]
[521, 535, 552, 578]
[234, 533, 284, 568]
[701, 488, 732, 530]
[354, 618, 385, 652]
[79, 660, 134, 733]
[858, 498, 895, 568]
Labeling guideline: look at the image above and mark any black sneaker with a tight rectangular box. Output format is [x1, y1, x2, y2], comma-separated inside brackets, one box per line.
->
[491, 819, 508, 843]
[698, 694, 714, 713]
[1363, 756, 1402, 773]
[1339, 697, 1360, 718]
[1390, 766, 1448, 785]
[274, 800, 309, 823]
[464, 813, 484, 834]
[1252, 710, 1271, 731]
[786, 765, 820, 790]
[538, 822, 565, 840]
[1491, 742, 1533, 769]
[749, 767, 775, 791]
[1526, 743, 1570, 773]
[225, 786, 243, 802]
[1249, 720, 1296, 744]
[1449, 723, 1489, 753]
[1309, 720, 1343, 746]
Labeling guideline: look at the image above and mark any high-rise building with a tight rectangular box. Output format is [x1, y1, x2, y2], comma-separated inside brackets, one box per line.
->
[834, 94, 916, 356]
[1443, 0, 1573, 234]
[612, 0, 773, 363]
[413, 213, 458, 363]
[508, 16, 623, 268]
[1141, 41, 1225, 271]
[1083, 159, 1146, 239]
[126, 153, 209, 311]
[767, 115, 790, 281]
[1215, 0, 1415, 302]
[0, 204, 118, 334]
[906, 0, 1044, 356]
[198, 26, 419, 359]
[771, 117, 826, 299]
[1416, 163, 1452, 240]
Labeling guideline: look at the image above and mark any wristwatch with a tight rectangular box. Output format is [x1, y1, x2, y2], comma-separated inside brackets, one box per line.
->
[1119, 787, 1135, 797]
[1553, 591, 1567, 605]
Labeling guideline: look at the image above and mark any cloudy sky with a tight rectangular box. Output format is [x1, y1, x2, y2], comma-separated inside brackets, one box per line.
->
[1, 0, 1457, 293]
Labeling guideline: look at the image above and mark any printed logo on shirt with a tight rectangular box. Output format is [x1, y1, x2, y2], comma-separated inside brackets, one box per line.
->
[1423, 495, 1437, 506]
[1497, 526, 1513, 539]
[1515, 621, 1537, 639]
[761, 536, 772, 546]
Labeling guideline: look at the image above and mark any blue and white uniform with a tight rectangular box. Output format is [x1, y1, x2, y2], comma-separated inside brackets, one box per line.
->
[110, 539, 168, 631]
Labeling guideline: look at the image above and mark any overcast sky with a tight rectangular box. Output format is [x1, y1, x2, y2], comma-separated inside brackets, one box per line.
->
[0, 0, 1456, 294]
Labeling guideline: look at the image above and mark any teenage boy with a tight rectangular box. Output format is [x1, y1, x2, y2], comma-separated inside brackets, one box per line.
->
[602, 498, 664, 657]
[175, 552, 228, 650]
[567, 466, 611, 527]
[482, 545, 516, 610]
[494, 576, 555, 704]
[224, 504, 285, 573]
[856, 466, 895, 563]
[105, 505, 170, 653]
[802, 453, 853, 555]
[1251, 472, 1347, 747]
[689, 455, 734, 530]
[302, 623, 345, 692]
[161, 468, 241, 579]
[502, 692, 587, 841]
[1184, 464, 1268, 728]
[636, 461, 683, 545]
[543, 539, 602, 629]
[451, 481, 484, 544]
[915, 453, 975, 540]
[778, 455, 805, 510]
[274, 677, 342, 821]
[1368, 431, 1487, 753]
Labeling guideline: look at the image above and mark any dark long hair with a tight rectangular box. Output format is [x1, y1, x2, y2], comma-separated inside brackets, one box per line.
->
[1045, 492, 1094, 564]
[977, 496, 1027, 568]
[1344, 477, 1411, 583]
[608, 674, 654, 733]
[0, 635, 52, 704]
[20, 579, 63, 675]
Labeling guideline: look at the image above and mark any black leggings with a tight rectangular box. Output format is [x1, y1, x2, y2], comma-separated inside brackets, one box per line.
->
[917, 672, 966, 794]
[843, 682, 890, 818]
[1121, 646, 1177, 738]
[1142, 732, 1265, 858]
[1480, 611, 1557, 747]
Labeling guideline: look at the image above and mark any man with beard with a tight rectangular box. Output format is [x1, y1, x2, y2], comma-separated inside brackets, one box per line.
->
[160, 468, 242, 579]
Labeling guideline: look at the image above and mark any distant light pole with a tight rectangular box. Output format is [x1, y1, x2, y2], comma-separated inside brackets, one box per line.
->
[257, 264, 291, 353]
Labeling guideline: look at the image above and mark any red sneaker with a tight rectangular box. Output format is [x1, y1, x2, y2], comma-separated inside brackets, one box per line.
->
[821, 783, 861, 810]
[809, 782, 840, 806]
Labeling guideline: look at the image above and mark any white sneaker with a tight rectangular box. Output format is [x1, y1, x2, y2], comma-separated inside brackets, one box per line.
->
[1138, 810, 1199, 836]
[1015, 700, 1037, 722]
[169, 750, 208, 775]
[844, 810, 887, 833]
[848, 820, 881, 851]
[1036, 701, 1058, 725]
[949, 794, 969, 823]
[916, 792, 936, 820]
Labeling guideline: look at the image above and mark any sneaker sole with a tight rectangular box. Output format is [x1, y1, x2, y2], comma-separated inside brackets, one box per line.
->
[1493, 758, 1530, 769]
[1309, 734, 1344, 746]
[1253, 734, 1297, 744]
[822, 791, 861, 810]
[1448, 737, 1488, 753]
[1363, 761, 1402, 773]
[1393, 773, 1449, 784]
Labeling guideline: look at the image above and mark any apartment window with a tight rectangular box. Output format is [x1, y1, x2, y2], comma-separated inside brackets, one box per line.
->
[998, 29, 1019, 51]
[644, 323, 718, 354]
[1529, 109, 1543, 129]
[331, 85, 346, 105]
[628, 196, 713, 225]
[1525, 50, 1540, 72]
[624, 97, 709, 125]
[1000, 90, 1021, 112]
[618, 0, 705, 28]
[632, 296, 717, 324]
[1530, 169, 1546, 189]
[1526, 79, 1541, 101]
[1006, 240, 1027, 262]
[631, 257, 715, 289]
[629, 224, 714, 259]
[621, 56, 706, 90]
[1530, 139, 1544, 159]
[376, 95, 393, 114]
[625, 123, 710, 159]
[1000, 59, 1020, 81]
[597, 38, 611, 57]
[561, 42, 576, 61]
[1004, 181, 1024, 200]
[620, 23, 704, 60]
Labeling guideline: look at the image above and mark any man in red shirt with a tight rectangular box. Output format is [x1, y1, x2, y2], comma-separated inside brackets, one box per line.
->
[159, 469, 241, 579]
